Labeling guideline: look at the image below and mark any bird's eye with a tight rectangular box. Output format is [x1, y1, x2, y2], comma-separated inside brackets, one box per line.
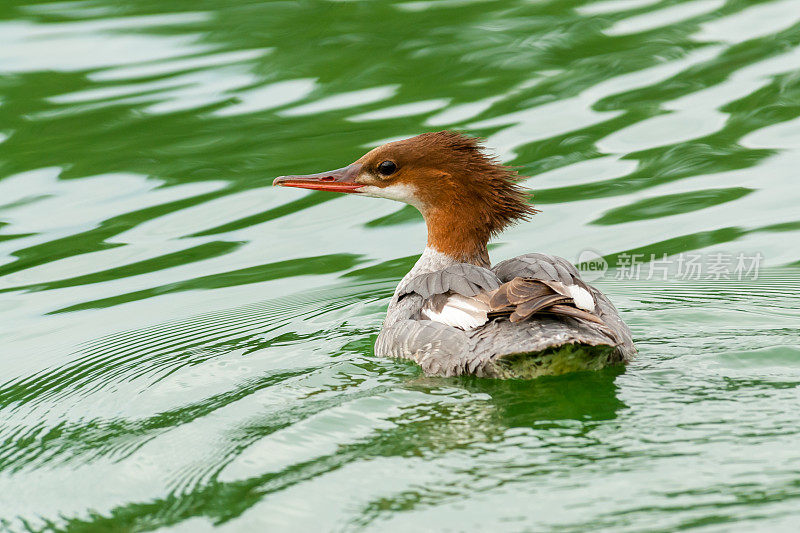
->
[377, 160, 397, 176]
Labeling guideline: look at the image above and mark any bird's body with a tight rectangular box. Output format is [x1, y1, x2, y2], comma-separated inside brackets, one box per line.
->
[274, 131, 635, 378]
[375, 247, 635, 378]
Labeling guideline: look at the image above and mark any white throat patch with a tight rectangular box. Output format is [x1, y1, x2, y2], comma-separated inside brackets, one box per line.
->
[358, 183, 425, 211]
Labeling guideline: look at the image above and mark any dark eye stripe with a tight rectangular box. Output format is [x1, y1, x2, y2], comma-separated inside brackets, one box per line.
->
[378, 160, 397, 176]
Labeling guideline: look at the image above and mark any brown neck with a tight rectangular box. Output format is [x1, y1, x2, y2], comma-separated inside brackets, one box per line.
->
[424, 207, 490, 267]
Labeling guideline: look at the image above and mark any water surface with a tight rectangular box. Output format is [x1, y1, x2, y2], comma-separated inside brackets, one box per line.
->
[2, 0, 800, 530]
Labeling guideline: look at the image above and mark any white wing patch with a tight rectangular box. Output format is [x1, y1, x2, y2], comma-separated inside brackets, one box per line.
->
[539, 280, 596, 312]
[417, 279, 595, 331]
[422, 293, 489, 331]
[564, 283, 595, 312]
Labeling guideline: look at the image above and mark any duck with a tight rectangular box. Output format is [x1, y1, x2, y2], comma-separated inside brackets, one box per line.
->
[273, 131, 635, 378]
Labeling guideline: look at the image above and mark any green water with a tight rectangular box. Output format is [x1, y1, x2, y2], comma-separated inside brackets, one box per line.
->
[2, 0, 800, 530]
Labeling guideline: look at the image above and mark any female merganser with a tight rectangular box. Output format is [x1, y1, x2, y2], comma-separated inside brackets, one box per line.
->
[274, 131, 635, 378]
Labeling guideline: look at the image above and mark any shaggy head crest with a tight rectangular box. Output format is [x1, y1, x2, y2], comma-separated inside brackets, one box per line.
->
[358, 131, 537, 261]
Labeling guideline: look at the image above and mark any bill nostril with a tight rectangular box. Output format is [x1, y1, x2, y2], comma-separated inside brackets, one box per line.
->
[320, 176, 335, 182]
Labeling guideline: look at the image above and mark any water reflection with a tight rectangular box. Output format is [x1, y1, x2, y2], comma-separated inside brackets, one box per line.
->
[459, 367, 626, 425]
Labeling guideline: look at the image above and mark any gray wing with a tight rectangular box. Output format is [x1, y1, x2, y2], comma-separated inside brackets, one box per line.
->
[396, 263, 499, 331]
[493, 253, 584, 285]
[377, 263, 501, 375]
[398, 263, 500, 299]
[492, 253, 636, 360]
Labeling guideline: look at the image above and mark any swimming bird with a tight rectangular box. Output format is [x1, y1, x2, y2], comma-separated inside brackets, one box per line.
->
[273, 131, 635, 378]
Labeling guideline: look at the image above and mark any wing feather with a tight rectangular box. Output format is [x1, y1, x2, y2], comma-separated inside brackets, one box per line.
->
[381, 255, 636, 374]
[399, 263, 501, 300]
